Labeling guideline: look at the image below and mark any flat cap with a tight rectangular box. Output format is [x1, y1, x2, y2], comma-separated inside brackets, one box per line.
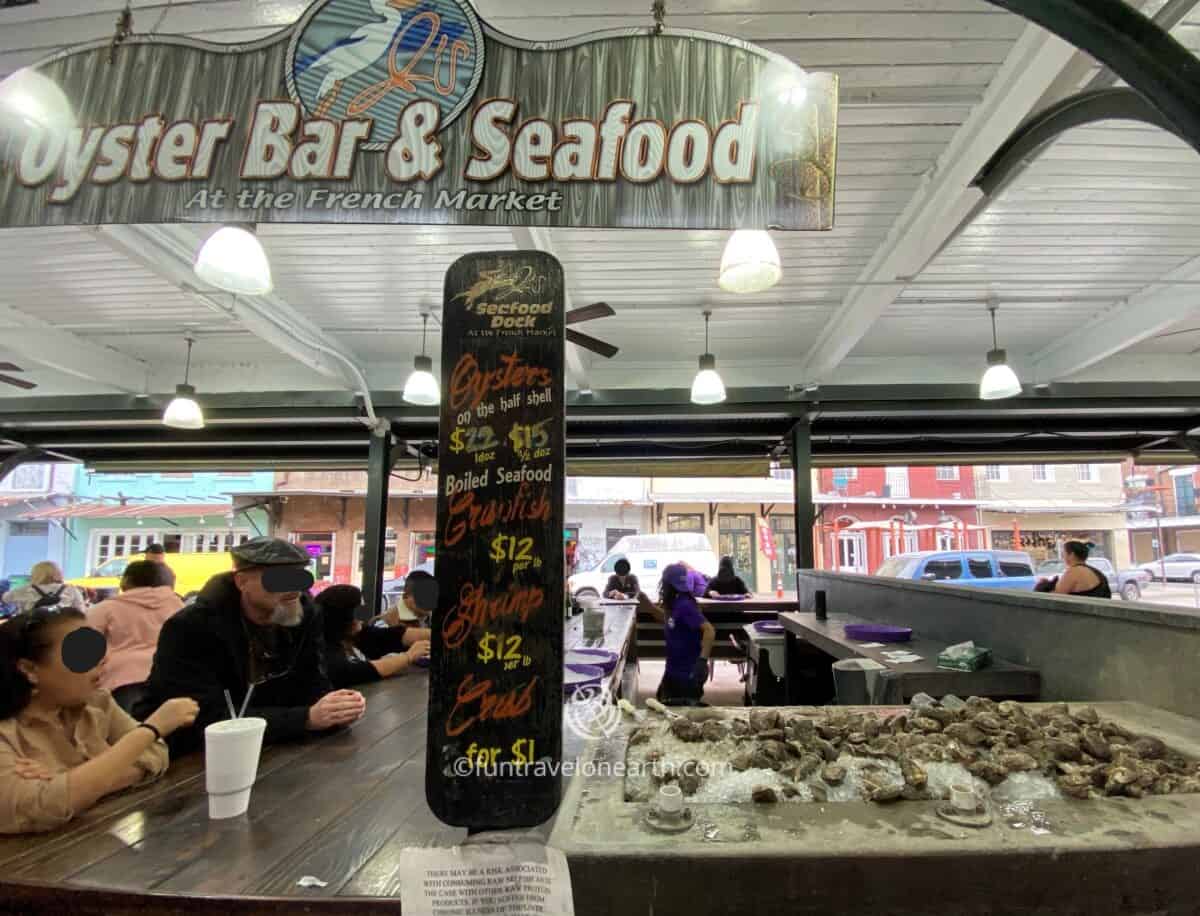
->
[231, 536, 310, 567]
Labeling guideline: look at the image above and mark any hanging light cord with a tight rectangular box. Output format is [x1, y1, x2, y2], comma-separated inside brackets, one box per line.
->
[652, 0, 666, 34]
[182, 336, 194, 386]
[420, 314, 429, 358]
[988, 303, 999, 350]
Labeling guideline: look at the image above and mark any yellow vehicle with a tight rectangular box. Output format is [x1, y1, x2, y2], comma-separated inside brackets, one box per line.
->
[70, 552, 233, 601]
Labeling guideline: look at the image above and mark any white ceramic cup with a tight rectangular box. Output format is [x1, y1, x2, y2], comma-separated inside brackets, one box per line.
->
[205, 717, 267, 819]
[950, 782, 977, 813]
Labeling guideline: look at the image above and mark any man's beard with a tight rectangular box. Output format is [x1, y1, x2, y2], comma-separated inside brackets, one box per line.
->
[270, 597, 304, 627]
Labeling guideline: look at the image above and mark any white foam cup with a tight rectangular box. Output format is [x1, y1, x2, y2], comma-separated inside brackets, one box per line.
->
[950, 782, 977, 813]
[205, 716, 267, 819]
[657, 783, 683, 815]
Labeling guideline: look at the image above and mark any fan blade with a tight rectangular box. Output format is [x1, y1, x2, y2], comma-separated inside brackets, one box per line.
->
[566, 328, 619, 359]
[0, 362, 22, 372]
[0, 372, 35, 390]
[565, 302, 615, 325]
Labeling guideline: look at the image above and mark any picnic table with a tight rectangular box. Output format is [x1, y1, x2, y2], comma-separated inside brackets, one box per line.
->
[779, 611, 1041, 705]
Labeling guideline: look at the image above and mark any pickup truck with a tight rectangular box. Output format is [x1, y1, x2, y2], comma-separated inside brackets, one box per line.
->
[1035, 557, 1150, 601]
[874, 550, 1039, 591]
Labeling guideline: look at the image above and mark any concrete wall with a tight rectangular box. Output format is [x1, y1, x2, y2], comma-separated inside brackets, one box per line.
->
[797, 570, 1200, 716]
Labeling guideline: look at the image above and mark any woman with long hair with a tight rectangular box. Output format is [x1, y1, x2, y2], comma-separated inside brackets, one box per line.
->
[315, 586, 430, 688]
[0, 608, 197, 833]
[643, 563, 715, 706]
[706, 555, 753, 598]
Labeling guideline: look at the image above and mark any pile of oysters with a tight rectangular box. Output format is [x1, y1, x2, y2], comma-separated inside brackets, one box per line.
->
[627, 698, 1200, 804]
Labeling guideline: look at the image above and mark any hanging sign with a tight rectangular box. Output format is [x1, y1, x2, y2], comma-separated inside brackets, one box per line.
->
[427, 250, 565, 829]
[0, 0, 837, 230]
[758, 520, 777, 562]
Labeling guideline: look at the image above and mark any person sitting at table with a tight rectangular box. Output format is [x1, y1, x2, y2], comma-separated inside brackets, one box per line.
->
[134, 537, 366, 756]
[2, 562, 89, 615]
[87, 560, 182, 714]
[706, 556, 753, 599]
[0, 607, 199, 834]
[342, 571, 435, 660]
[316, 586, 430, 688]
[604, 559, 639, 600]
[1049, 541, 1112, 599]
[639, 563, 715, 706]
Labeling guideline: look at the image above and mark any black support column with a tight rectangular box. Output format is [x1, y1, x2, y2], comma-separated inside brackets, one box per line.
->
[789, 421, 815, 573]
[361, 428, 394, 619]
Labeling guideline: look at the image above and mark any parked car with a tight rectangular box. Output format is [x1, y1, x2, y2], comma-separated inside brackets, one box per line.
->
[568, 533, 719, 604]
[70, 551, 233, 602]
[1036, 557, 1151, 601]
[873, 550, 1038, 591]
[1138, 553, 1200, 584]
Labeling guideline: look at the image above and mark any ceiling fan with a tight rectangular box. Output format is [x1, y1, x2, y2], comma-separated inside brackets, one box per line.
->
[565, 302, 619, 358]
[0, 362, 35, 390]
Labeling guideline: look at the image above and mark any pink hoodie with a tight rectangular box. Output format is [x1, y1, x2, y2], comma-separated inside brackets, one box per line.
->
[87, 586, 183, 691]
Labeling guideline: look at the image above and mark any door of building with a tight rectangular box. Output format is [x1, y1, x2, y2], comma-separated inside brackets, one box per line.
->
[769, 515, 796, 593]
[718, 513, 757, 592]
[606, 527, 638, 551]
[294, 532, 334, 582]
[838, 532, 868, 574]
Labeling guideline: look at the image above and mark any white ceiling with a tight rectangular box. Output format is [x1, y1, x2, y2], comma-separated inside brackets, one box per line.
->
[1, 0, 1199, 400]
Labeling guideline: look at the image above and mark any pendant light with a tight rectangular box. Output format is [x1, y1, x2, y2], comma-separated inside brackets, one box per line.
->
[719, 229, 781, 294]
[403, 313, 440, 406]
[979, 300, 1022, 401]
[194, 225, 273, 295]
[690, 310, 727, 405]
[162, 336, 205, 429]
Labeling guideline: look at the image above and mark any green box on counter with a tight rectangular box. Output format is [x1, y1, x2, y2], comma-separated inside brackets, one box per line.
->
[936, 646, 993, 671]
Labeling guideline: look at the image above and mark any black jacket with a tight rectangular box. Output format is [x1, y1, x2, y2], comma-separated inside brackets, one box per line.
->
[134, 572, 332, 756]
[324, 644, 383, 689]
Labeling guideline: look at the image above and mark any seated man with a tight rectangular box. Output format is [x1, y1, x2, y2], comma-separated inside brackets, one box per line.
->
[135, 537, 365, 755]
[604, 559, 639, 600]
[354, 570, 434, 659]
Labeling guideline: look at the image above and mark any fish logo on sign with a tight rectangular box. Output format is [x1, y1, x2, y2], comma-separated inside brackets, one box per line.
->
[286, 0, 485, 150]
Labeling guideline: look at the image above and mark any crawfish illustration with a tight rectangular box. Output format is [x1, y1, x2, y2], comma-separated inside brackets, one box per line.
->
[453, 264, 545, 309]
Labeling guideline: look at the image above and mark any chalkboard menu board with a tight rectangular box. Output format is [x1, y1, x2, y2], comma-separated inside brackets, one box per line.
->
[426, 250, 565, 829]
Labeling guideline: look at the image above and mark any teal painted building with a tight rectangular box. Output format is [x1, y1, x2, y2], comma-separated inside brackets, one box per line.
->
[57, 469, 274, 578]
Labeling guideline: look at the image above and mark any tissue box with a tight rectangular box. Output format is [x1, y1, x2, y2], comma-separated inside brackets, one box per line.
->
[937, 646, 992, 671]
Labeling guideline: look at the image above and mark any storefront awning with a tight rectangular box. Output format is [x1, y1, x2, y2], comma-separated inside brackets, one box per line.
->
[22, 502, 232, 520]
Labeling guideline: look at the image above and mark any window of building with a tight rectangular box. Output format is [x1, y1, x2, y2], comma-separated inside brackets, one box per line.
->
[9, 521, 49, 537]
[293, 532, 334, 580]
[411, 531, 436, 568]
[1077, 464, 1099, 483]
[936, 530, 956, 551]
[837, 532, 866, 573]
[885, 467, 909, 498]
[770, 465, 794, 481]
[0, 464, 50, 492]
[935, 466, 959, 481]
[983, 465, 1006, 482]
[1176, 474, 1198, 517]
[187, 532, 251, 553]
[832, 468, 858, 481]
[1032, 465, 1054, 482]
[667, 514, 705, 533]
[769, 515, 797, 588]
[353, 528, 398, 585]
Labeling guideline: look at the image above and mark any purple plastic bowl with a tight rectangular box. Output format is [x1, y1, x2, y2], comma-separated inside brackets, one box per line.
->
[753, 620, 784, 634]
[564, 663, 604, 694]
[706, 595, 748, 602]
[567, 648, 618, 674]
[413, 656, 430, 668]
[844, 623, 913, 643]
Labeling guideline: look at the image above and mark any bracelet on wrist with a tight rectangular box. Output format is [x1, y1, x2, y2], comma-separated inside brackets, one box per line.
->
[138, 721, 163, 742]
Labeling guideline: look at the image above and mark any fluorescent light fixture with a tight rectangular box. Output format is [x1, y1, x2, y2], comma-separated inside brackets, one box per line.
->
[163, 337, 205, 429]
[719, 230, 781, 294]
[690, 311, 727, 405]
[194, 225, 273, 295]
[403, 313, 440, 405]
[979, 301, 1022, 400]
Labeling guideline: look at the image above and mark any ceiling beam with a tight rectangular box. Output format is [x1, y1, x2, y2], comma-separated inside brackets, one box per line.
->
[1029, 253, 1200, 382]
[509, 226, 592, 391]
[90, 225, 366, 392]
[797, 23, 1079, 382]
[0, 304, 149, 393]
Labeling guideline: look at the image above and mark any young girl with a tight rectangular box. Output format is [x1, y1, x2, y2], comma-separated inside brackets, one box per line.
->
[316, 586, 430, 688]
[0, 608, 198, 834]
[645, 563, 715, 706]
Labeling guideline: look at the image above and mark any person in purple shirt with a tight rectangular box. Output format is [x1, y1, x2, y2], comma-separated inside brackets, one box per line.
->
[637, 563, 715, 706]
